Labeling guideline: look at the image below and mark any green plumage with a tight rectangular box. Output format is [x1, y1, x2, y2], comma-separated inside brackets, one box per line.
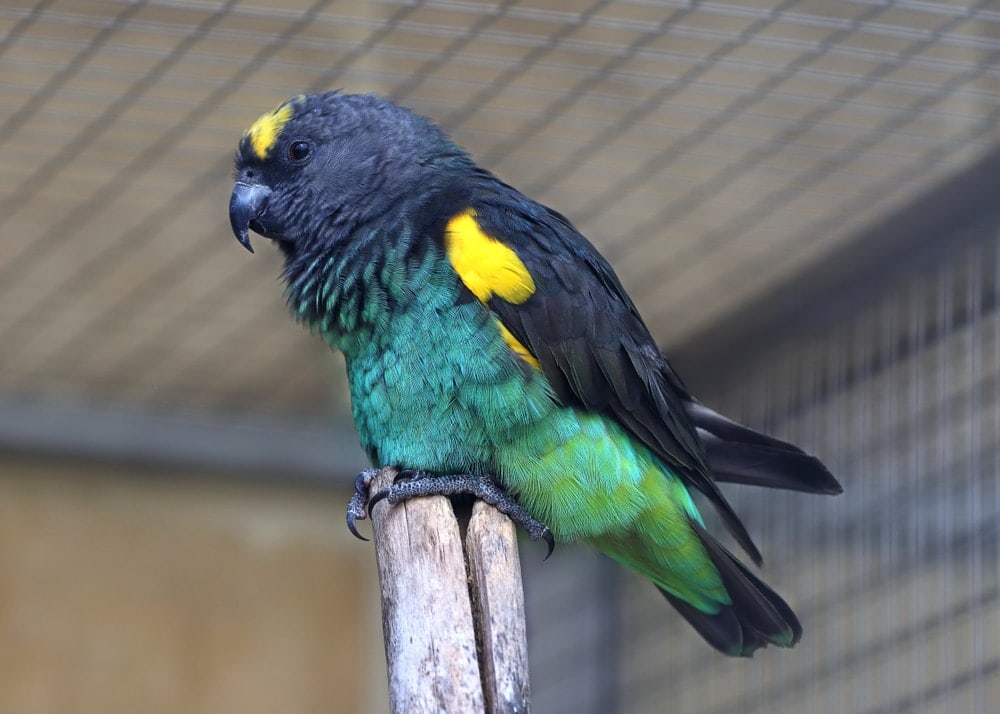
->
[229, 92, 842, 656]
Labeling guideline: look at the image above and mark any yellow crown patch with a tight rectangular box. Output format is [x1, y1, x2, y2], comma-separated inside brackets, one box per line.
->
[244, 96, 302, 160]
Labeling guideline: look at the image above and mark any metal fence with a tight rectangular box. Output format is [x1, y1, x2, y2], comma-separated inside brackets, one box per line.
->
[2, 1, 998, 711]
[2, 0, 997, 415]
[523, 201, 1000, 713]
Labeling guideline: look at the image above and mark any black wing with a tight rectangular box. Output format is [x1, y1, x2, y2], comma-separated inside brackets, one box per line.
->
[469, 183, 765, 565]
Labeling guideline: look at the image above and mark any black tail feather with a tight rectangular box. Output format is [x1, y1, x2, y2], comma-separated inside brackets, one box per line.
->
[659, 520, 802, 657]
[686, 401, 842, 495]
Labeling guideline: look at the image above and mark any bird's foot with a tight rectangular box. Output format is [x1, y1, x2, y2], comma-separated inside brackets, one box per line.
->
[346, 467, 380, 541]
[347, 468, 554, 558]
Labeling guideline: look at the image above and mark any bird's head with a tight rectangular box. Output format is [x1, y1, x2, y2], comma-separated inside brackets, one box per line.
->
[229, 92, 468, 253]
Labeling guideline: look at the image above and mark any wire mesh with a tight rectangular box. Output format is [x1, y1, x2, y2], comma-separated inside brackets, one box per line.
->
[0, 0, 997, 416]
[0, 1, 998, 711]
[604, 216, 1000, 713]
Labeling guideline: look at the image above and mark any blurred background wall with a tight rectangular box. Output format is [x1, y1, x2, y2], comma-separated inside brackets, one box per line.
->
[0, 457, 387, 713]
[0, 1, 997, 712]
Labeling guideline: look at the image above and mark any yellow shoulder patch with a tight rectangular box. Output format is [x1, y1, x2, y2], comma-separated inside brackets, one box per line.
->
[244, 96, 301, 160]
[445, 209, 540, 370]
[445, 209, 535, 304]
[497, 321, 541, 370]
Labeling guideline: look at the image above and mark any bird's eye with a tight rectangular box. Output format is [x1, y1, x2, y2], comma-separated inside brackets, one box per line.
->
[288, 141, 312, 161]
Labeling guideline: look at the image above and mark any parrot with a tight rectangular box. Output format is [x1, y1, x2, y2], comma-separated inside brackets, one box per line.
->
[228, 92, 842, 657]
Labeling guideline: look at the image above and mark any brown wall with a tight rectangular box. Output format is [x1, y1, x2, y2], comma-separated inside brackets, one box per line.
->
[0, 457, 388, 714]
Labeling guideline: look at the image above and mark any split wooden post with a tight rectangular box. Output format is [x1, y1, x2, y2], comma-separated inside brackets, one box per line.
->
[369, 467, 531, 714]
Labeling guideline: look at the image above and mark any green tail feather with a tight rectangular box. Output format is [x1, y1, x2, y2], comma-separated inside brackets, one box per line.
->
[659, 519, 801, 657]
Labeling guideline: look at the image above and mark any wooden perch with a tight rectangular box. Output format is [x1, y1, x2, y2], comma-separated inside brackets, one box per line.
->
[369, 467, 531, 714]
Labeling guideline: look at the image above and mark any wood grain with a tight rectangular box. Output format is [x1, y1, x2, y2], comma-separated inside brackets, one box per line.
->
[466, 500, 531, 714]
[368, 467, 531, 713]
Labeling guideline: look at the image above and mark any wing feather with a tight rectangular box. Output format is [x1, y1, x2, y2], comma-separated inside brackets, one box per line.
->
[465, 186, 764, 565]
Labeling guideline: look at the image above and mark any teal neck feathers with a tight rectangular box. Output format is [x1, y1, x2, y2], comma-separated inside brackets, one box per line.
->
[282, 218, 459, 357]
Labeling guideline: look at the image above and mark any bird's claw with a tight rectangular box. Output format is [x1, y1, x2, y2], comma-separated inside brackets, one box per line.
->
[536, 527, 556, 561]
[365, 487, 389, 517]
[346, 468, 379, 541]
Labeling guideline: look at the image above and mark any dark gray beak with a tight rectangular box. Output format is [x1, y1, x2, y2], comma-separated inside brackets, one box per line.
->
[229, 182, 272, 253]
